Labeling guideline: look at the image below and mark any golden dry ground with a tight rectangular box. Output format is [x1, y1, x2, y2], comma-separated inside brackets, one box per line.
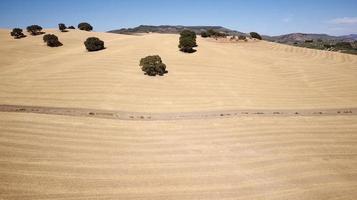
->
[1, 29, 357, 199]
[1, 113, 357, 200]
[1, 29, 357, 112]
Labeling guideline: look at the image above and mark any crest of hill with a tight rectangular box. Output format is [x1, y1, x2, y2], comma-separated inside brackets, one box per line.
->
[108, 25, 248, 36]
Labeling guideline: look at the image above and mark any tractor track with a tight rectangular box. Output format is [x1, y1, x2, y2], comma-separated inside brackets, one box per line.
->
[0, 104, 356, 121]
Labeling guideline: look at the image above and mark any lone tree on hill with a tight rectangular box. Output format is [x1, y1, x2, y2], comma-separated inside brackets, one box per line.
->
[84, 37, 105, 51]
[58, 23, 67, 32]
[26, 25, 44, 35]
[250, 32, 262, 40]
[139, 55, 168, 76]
[78, 22, 93, 31]
[68, 26, 75, 29]
[10, 28, 26, 39]
[179, 30, 197, 53]
[43, 34, 62, 47]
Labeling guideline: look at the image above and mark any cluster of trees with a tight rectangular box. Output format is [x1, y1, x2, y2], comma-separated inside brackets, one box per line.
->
[8, 22, 268, 77]
[201, 30, 261, 42]
[334, 42, 353, 50]
[10, 22, 92, 39]
[59, 23, 92, 32]
[178, 30, 197, 53]
[238, 35, 247, 40]
[230, 35, 248, 41]
[201, 29, 228, 38]
[10, 22, 98, 49]
[140, 55, 168, 76]
[294, 39, 357, 54]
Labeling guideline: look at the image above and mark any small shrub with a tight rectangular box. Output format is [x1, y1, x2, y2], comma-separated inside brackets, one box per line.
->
[84, 37, 104, 51]
[10, 28, 26, 39]
[58, 23, 67, 32]
[305, 39, 313, 43]
[238, 35, 246, 40]
[68, 26, 75, 29]
[26, 25, 44, 35]
[43, 34, 62, 47]
[139, 55, 167, 76]
[250, 32, 262, 40]
[179, 30, 197, 53]
[78, 22, 93, 31]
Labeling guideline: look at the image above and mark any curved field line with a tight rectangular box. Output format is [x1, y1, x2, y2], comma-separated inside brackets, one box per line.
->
[0, 104, 356, 121]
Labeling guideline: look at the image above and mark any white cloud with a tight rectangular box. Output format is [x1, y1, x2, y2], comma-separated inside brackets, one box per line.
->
[328, 17, 357, 25]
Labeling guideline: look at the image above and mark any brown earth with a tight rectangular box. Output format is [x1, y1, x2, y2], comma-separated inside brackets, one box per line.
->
[1, 28, 357, 200]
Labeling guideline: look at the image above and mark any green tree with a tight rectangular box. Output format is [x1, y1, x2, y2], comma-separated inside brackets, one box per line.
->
[78, 22, 93, 31]
[10, 28, 26, 39]
[179, 30, 197, 53]
[43, 34, 62, 47]
[250, 32, 262, 40]
[58, 23, 67, 32]
[140, 55, 168, 76]
[84, 37, 105, 51]
[27, 25, 44, 35]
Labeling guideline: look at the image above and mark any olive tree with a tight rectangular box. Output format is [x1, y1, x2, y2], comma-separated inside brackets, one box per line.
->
[139, 55, 168, 76]
[43, 34, 62, 47]
[10, 28, 26, 39]
[84, 37, 105, 51]
[179, 30, 197, 53]
[78, 22, 93, 31]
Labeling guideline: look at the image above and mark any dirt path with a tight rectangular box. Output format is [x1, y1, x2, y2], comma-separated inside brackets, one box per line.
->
[0, 104, 356, 121]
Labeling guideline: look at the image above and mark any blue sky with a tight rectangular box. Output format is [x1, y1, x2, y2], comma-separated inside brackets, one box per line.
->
[0, 0, 356, 36]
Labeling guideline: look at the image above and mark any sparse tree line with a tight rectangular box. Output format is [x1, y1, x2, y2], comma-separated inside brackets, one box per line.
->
[9, 22, 102, 49]
[200, 29, 262, 41]
[10, 22, 264, 76]
[293, 40, 357, 55]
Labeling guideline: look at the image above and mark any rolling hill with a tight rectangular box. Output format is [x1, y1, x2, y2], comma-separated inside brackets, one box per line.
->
[1, 28, 357, 200]
[108, 25, 247, 35]
[263, 33, 357, 43]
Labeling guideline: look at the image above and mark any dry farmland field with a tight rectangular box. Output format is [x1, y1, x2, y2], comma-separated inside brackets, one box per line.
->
[1, 29, 357, 199]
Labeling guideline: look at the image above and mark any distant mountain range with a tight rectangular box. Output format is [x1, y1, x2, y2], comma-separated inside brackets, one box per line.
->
[263, 33, 357, 43]
[108, 25, 247, 36]
[108, 25, 357, 43]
